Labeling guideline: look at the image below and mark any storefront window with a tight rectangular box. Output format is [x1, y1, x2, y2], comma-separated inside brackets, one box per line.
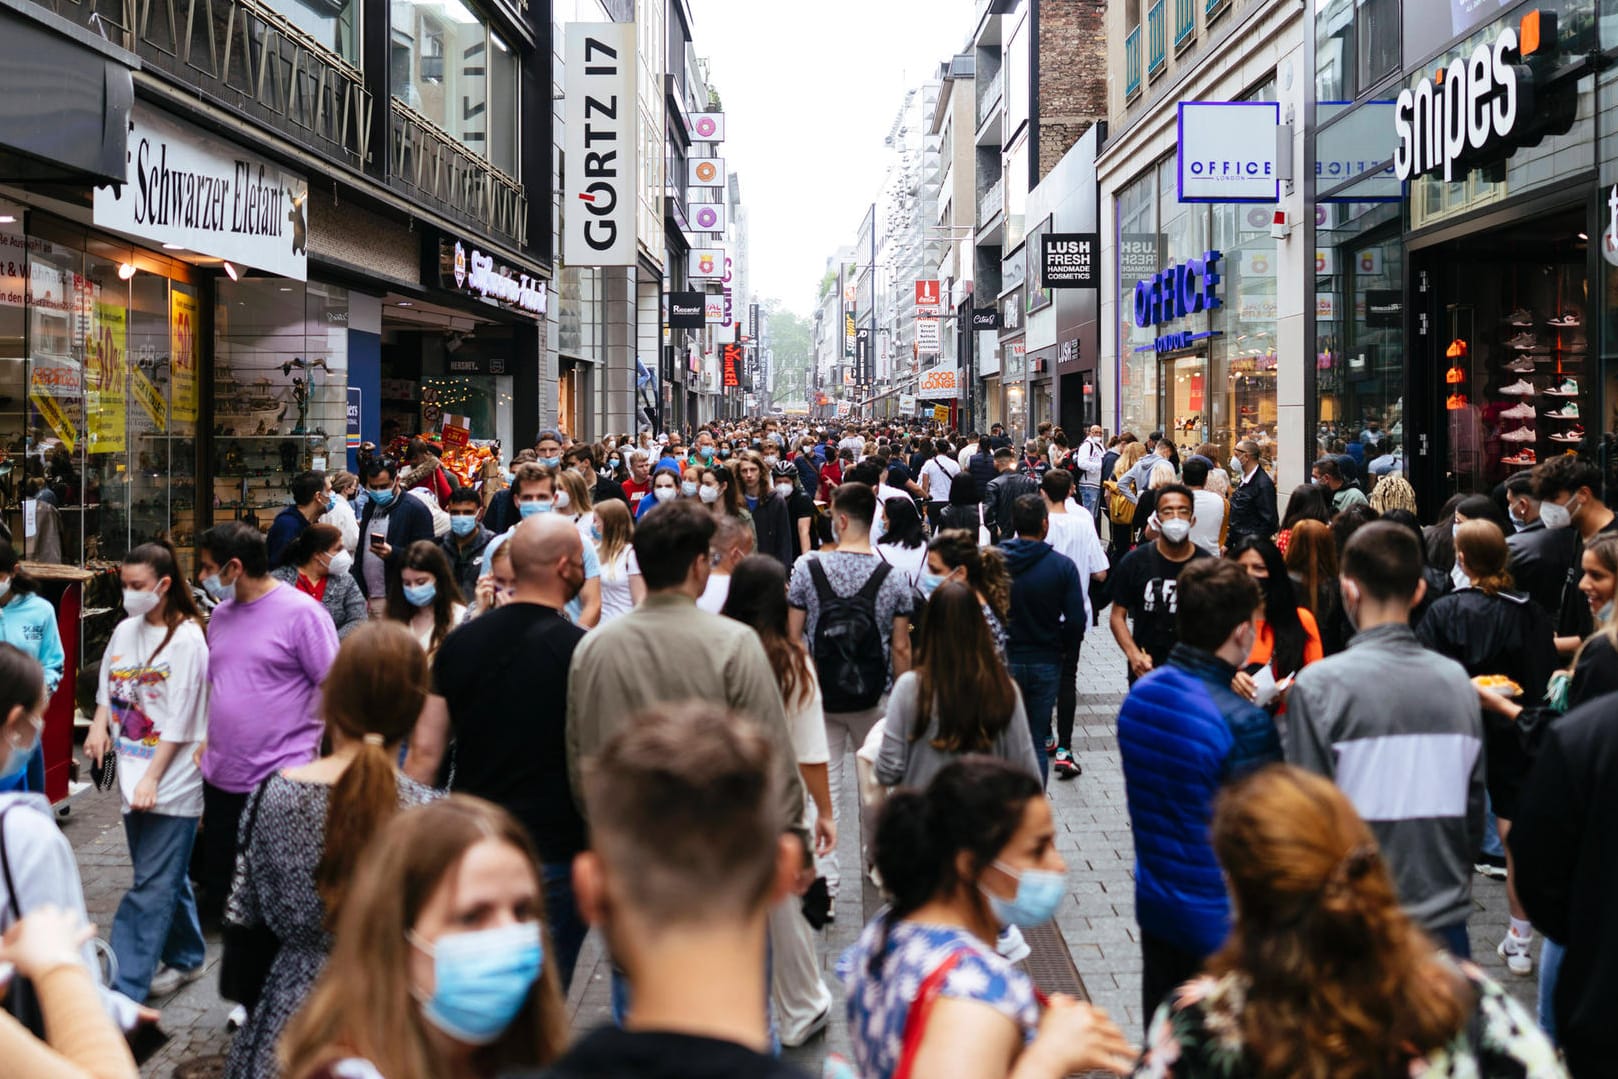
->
[212, 281, 350, 531]
[391, 0, 519, 171]
[1116, 164, 1158, 441]
[1211, 203, 1278, 467]
[1315, 0, 1397, 104]
[1316, 200, 1402, 475]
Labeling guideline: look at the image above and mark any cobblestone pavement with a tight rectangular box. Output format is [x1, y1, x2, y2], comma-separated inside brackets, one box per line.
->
[60, 627, 1536, 1076]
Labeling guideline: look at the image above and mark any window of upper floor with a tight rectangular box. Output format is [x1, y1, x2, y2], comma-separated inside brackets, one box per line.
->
[392, 0, 520, 177]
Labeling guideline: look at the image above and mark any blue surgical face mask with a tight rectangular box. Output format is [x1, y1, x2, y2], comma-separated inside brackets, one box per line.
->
[201, 569, 237, 604]
[519, 499, 553, 518]
[590, 524, 603, 542]
[450, 514, 477, 537]
[0, 715, 42, 782]
[537, 456, 561, 469]
[325, 493, 337, 514]
[918, 571, 945, 597]
[403, 581, 437, 608]
[980, 860, 1066, 927]
[680, 481, 699, 497]
[367, 486, 396, 510]
[608, 457, 621, 470]
[1600, 600, 1614, 624]
[411, 922, 543, 1046]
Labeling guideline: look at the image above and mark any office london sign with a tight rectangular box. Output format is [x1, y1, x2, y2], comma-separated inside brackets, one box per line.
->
[1393, 23, 1535, 182]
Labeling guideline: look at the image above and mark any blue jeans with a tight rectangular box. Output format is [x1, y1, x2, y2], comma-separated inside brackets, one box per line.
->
[543, 861, 586, 993]
[109, 811, 206, 1001]
[1482, 793, 1506, 857]
[1538, 937, 1564, 1044]
[1078, 485, 1100, 515]
[1009, 662, 1061, 785]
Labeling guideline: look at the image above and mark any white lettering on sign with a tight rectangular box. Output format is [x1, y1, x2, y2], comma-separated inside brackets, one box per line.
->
[1393, 26, 1527, 182]
[563, 23, 638, 266]
[453, 240, 546, 315]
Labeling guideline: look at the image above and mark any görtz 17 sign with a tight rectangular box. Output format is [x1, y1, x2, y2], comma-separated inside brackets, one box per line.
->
[563, 23, 638, 266]
[94, 104, 308, 280]
[1177, 102, 1281, 203]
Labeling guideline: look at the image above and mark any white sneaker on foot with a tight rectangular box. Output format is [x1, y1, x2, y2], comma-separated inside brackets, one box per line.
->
[148, 962, 204, 997]
[1497, 930, 1533, 976]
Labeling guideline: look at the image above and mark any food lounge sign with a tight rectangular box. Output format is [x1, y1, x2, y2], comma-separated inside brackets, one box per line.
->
[441, 239, 546, 316]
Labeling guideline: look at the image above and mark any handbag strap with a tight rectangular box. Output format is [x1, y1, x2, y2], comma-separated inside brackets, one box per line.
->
[0, 804, 22, 921]
[893, 951, 964, 1079]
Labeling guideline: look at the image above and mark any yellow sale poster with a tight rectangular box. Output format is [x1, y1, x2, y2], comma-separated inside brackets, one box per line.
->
[130, 366, 167, 431]
[88, 301, 126, 454]
[171, 290, 199, 423]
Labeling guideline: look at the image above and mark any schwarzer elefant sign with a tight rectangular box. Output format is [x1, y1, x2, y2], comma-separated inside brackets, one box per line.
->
[95, 105, 308, 280]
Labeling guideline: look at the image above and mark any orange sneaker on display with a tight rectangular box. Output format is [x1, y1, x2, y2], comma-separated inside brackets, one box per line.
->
[1447, 393, 1469, 410]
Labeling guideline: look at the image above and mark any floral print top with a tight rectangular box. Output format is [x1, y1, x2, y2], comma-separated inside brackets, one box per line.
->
[1133, 961, 1566, 1079]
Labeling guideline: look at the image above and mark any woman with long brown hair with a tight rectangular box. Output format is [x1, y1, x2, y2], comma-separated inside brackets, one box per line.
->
[874, 582, 1037, 788]
[223, 623, 440, 1079]
[1134, 764, 1560, 1077]
[280, 796, 566, 1079]
[385, 540, 466, 656]
[1282, 519, 1346, 654]
[592, 498, 644, 624]
[924, 529, 1012, 657]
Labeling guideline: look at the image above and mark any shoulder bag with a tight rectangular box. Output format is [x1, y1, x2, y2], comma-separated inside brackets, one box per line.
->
[892, 952, 964, 1079]
[218, 786, 281, 1008]
[0, 804, 43, 1036]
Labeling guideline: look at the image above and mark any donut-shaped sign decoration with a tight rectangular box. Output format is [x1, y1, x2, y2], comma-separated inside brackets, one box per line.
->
[695, 116, 718, 138]
[694, 160, 718, 183]
[695, 206, 720, 230]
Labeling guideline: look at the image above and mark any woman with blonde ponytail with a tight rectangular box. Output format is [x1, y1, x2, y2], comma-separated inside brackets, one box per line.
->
[1134, 765, 1561, 1078]
[223, 623, 441, 1079]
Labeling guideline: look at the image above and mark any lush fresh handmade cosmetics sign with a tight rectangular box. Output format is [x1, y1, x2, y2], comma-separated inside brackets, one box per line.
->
[1177, 102, 1281, 203]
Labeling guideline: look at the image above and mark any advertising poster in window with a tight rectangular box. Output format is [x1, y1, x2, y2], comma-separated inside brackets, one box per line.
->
[88, 301, 126, 454]
[171, 290, 199, 422]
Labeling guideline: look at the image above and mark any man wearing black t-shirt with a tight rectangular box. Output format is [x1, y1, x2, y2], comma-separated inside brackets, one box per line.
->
[535, 704, 811, 1079]
[408, 513, 591, 988]
[1109, 484, 1211, 682]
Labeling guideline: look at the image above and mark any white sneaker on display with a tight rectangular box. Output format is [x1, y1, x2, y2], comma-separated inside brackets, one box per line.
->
[1499, 403, 1536, 419]
[1499, 379, 1536, 396]
[1501, 426, 1537, 443]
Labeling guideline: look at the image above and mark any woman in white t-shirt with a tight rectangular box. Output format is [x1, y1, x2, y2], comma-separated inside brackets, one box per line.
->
[84, 539, 211, 1002]
[875, 496, 928, 590]
[593, 499, 644, 624]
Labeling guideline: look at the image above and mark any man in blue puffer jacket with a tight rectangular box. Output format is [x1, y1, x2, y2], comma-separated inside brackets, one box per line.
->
[1117, 557, 1280, 1019]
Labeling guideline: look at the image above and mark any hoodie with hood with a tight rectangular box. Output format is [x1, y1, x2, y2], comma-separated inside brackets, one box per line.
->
[1001, 537, 1087, 666]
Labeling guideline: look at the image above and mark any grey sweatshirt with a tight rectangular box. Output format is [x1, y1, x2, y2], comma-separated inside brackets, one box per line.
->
[875, 671, 1040, 788]
[1284, 622, 1485, 932]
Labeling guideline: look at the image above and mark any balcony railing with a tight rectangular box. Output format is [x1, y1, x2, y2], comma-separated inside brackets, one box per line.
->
[1147, 0, 1167, 77]
[1174, 0, 1196, 48]
[979, 177, 1004, 224]
[1206, 0, 1231, 21]
[1125, 26, 1142, 99]
[390, 100, 526, 246]
[44, 0, 372, 169]
[977, 73, 1003, 128]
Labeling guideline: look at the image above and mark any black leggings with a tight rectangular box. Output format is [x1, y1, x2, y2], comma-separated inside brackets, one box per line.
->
[1056, 634, 1083, 749]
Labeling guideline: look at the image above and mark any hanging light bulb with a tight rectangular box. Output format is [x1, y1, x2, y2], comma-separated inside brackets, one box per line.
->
[223, 262, 240, 281]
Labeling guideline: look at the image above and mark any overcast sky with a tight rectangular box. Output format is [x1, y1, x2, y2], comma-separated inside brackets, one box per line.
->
[687, 0, 978, 316]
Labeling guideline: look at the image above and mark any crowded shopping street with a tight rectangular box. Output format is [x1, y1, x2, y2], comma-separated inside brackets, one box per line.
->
[2, 0, 1618, 1076]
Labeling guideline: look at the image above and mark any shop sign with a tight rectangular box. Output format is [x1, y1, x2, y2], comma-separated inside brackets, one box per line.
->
[691, 202, 726, 232]
[1057, 338, 1080, 365]
[669, 291, 704, 329]
[915, 279, 941, 312]
[688, 247, 724, 278]
[1177, 102, 1281, 203]
[1393, 23, 1532, 182]
[691, 112, 725, 141]
[1001, 287, 1023, 332]
[347, 387, 362, 452]
[688, 157, 725, 187]
[722, 343, 743, 387]
[915, 318, 941, 353]
[1134, 251, 1223, 328]
[94, 104, 309, 280]
[446, 356, 508, 375]
[563, 23, 638, 266]
[917, 366, 958, 400]
[899, 393, 917, 412]
[1133, 329, 1224, 354]
[442, 240, 546, 315]
[705, 298, 725, 325]
[1042, 233, 1099, 288]
[1120, 234, 1158, 280]
[971, 307, 1000, 330]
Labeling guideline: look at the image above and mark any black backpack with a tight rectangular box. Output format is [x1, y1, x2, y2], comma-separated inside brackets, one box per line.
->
[808, 558, 892, 713]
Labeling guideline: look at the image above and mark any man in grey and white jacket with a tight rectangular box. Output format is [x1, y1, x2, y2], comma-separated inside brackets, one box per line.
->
[1284, 521, 1485, 956]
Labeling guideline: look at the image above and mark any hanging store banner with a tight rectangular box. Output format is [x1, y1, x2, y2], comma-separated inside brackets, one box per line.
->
[704, 297, 725, 324]
[688, 157, 725, 187]
[1177, 102, 1281, 202]
[917, 366, 958, 400]
[669, 291, 705, 329]
[94, 104, 308, 280]
[722, 343, 743, 387]
[915, 317, 941, 353]
[688, 248, 724, 278]
[899, 393, 917, 412]
[170, 289, 200, 422]
[915, 279, 941, 312]
[1042, 232, 1100, 288]
[933, 404, 950, 425]
[690, 202, 726, 233]
[130, 366, 166, 431]
[88, 301, 126, 454]
[691, 112, 726, 141]
[563, 22, 639, 267]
